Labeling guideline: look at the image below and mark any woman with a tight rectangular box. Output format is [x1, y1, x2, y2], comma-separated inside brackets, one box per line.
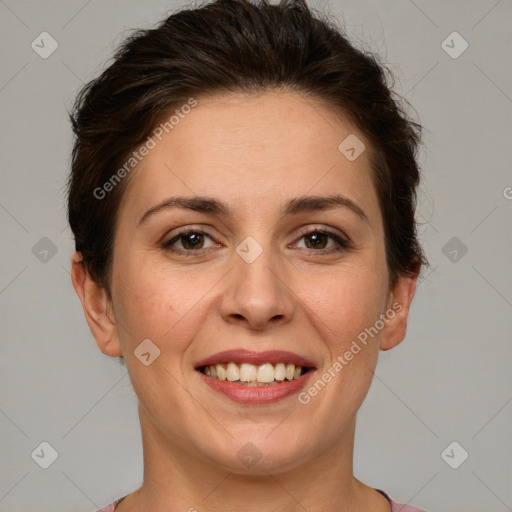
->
[67, 0, 429, 510]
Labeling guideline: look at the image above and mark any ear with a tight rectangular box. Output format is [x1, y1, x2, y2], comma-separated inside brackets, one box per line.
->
[380, 274, 418, 352]
[70, 252, 122, 357]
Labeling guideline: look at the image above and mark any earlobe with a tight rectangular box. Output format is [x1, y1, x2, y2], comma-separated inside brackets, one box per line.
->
[70, 253, 123, 357]
[380, 275, 418, 352]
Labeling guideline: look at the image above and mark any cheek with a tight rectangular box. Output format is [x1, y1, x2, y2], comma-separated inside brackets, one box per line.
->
[111, 266, 198, 406]
[112, 258, 218, 351]
[296, 270, 385, 424]
[306, 265, 388, 412]
[297, 264, 388, 350]
[112, 260, 175, 343]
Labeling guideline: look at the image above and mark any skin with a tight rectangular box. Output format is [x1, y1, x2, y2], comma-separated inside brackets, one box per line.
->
[72, 90, 417, 512]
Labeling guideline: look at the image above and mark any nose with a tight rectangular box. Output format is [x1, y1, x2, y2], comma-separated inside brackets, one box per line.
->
[219, 246, 295, 331]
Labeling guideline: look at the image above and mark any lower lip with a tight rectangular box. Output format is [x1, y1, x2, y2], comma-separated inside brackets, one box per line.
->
[198, 370, 315, 404]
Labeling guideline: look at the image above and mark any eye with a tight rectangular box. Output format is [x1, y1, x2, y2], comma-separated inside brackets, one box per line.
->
[293, 229, 351, 253]
[161, 227, 351, 257]
[162, 229, 218, 254]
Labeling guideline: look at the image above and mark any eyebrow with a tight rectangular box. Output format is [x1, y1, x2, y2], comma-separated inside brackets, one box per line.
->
[138, 194, 369, 225]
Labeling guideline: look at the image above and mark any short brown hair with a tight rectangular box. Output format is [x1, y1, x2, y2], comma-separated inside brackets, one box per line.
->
[67, 0, 428, 292]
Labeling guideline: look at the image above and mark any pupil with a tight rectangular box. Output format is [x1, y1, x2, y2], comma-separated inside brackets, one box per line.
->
[307, 233, 326, 249]
[183, 233, 203, 249]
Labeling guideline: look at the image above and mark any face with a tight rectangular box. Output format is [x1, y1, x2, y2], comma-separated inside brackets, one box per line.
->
[75, 90, 416, 474]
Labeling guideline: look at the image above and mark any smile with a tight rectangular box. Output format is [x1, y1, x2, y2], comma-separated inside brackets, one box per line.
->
[195, 349, 316, 404]
[200, 362, 309, 386]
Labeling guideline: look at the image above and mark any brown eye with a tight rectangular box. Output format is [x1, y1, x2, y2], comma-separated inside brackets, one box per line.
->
[304, 232, 329, 250]
[162, 230, 217, 254]
[180, 232, 205, 250]
[294, 229, 351, 254]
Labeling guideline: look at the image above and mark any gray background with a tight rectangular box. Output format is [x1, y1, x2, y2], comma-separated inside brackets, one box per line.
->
[0, 1, 511, 511]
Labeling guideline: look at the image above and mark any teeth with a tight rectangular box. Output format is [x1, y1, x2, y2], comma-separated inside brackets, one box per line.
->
[240, 363, 257, 382]
[274, 362, 286, 381]
[202, 362, 306, 384]
[226, 362, 240, 381]
[257, 363, 274, 383]
[215, 364, 226, 380]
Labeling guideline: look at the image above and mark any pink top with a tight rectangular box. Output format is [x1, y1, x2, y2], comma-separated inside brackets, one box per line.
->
[96, 489, 427, 511]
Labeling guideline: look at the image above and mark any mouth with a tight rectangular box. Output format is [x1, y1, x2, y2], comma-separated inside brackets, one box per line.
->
[199, 362, 311, 386]
[194, 349, 316, 404]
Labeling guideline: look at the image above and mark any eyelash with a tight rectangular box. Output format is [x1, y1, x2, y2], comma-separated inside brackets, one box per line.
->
[161, 228, 352, 256]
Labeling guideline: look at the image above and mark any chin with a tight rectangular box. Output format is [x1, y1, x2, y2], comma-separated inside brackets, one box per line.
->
[204, 431, 315, 476]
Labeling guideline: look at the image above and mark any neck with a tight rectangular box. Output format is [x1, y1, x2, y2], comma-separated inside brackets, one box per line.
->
[118, 403, 388, 512]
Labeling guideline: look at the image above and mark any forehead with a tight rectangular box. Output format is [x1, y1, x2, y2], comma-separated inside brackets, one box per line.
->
[119, 90, 380, 224]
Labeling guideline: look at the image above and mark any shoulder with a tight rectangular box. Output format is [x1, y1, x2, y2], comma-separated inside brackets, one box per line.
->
[377, 489, 429, 512]
[94, 499, 122, 512]
[95, 492, 429, 512]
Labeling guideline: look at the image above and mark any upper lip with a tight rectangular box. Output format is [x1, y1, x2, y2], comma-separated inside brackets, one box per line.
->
[195, 349, 316, 369]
